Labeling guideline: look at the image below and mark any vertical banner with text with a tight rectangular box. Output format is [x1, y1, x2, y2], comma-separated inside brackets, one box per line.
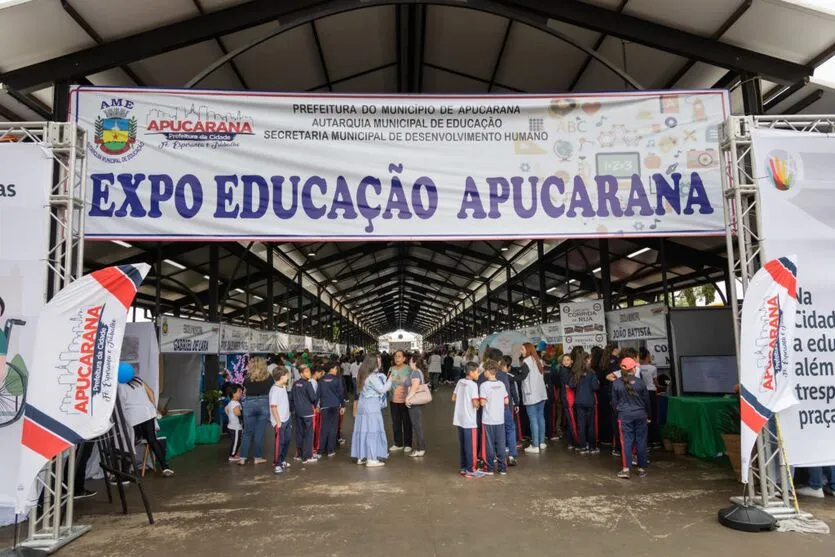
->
[754, 129, 835, 467]
[560, 301, 607, 350]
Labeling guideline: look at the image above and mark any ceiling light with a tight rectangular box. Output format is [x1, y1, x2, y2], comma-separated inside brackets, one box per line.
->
[164, 259, 187, 270]
[308, 252, 316, 257]
[568, 279, 580, 285]
[111, 240, 132, 248]
[331, 278, 338, 283]
[591, 267, 602, 274]
[627, 247, 651, 258]
[252, 294, 264, 301]
[546, 286, 557, 293]
[203, 275, 211, 280]
[500, 246, 509, 252]
[234, 288, 245, 294]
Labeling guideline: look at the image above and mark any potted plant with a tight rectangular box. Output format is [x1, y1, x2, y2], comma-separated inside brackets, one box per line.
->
[717, 402, 741, 477]
[196, 389, 223, 445]
[663, 424, 689, 455]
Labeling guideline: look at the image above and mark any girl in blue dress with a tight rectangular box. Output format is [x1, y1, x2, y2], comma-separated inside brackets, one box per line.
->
[351, 354, 392, 467]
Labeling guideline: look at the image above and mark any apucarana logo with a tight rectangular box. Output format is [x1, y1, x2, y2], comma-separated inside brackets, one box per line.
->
[765, 149, 796, 191]
[91, 98, 144, 163]
[145, 104, 254, 149]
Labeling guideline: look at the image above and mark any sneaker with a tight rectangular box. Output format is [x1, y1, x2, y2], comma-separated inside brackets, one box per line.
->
[482, 470, 495, 476]
[508, 457, 518, 467]
[410, 450, 425, 457]
[612, 450, 622, 457]
[590, 448, 600, 455]
[327, 453, 336, 457]
[338, 439, 346, 445]
[73, 489, 97, 500]
[314, 454, 322, 460]
[365, 460, 385, 467]
[294, 456, 302, 461]
[578, 449, 590, 455]
[404, 447, 413, 454]
[162, 468, 175, 477]
[274, 466, 284, 475]
[524, 446, 540, 455]
[357, 459, 366, 465]
[303, 458, 318, 464]
[228, 456, 241, 463]
[797, 486, 825, 499]
[237, 459, 247, 466]
[389, 445, 403, 452]
[550, 436, 561, 441]
[499, 470, 507, 476]
[638, 468, 648, 478]
[539, 443, 547, 450]
[253, 458, 267, 465]
[459, 469, 467, 476]
[280, 462, 291, 469]
[632, 457, 638, 466]
[617, 469, 630, 480]
[567, 445, 576, 451]
[465, 470, 485, 478]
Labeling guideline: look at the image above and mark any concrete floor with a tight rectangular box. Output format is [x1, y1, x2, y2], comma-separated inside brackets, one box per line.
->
[3, 389, 834, 556]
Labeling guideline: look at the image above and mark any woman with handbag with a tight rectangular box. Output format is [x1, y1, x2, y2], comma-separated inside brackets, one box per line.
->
[406, 353, 431, 457]
[351, 354, 392, 467]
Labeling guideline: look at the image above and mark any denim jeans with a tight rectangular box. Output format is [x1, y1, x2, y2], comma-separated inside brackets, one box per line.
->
[807, 466, 835, 490]
[239, 395, 269, 460]
[525, 401, 546, 447]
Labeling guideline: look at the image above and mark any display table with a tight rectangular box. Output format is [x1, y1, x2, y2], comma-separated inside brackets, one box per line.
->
[157, 410, 196, 460]
[665, 396, 737, 459]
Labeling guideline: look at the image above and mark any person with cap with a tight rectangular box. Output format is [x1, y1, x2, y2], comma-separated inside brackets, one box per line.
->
[611, 357, 651, 479]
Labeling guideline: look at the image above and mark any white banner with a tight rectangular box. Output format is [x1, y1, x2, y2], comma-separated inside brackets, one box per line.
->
[219, 323, 251, 354]
[250, 329, 278, 353]
[754, 129, 835, 468]
[276, 332, 289, 352]
[606, 303, 667, 341]
[287, 334, 306, 352]
[70, 87, 729, 241]
[541, 321, 563, 345]
[16, 264, 149, 511]
[646, 339, 670, 368]
[0, 144, 52, 517]
[560, 301, 607, 350]
[159, 316, 219, 354]
[738, 256, 799, 482]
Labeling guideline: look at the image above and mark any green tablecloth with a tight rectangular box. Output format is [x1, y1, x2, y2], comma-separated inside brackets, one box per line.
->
[157, 411, 196, 460]
[666, 396, 737, 459]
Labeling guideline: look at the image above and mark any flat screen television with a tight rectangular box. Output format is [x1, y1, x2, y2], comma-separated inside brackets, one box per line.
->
[679, 355, 738, 395]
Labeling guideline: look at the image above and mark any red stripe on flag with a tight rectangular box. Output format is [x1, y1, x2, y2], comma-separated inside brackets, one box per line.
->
[763, 259, 797, 299]
[91, 267, 137, 309]
[740, 398, 767, 434]
[22, 418, 71, 460]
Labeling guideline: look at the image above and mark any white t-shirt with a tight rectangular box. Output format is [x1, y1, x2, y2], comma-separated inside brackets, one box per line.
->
[350, 362, 359, 378]
[342, 363, 351, 376]
[479, 380, 509, 425]
[117, 381, 157, 427]
[521, 356, 548, 405]
[226, 400, 242, 431]
[453, 355, 464, 368]
[429, 354, 443, 374]
[640, 364, 657, 391]
[453, 379, 479, 428]
[269, 384, 291, 427]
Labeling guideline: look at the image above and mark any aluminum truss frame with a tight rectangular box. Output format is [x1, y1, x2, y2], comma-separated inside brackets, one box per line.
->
[720, 114, 835, 519]
[0, 122, 90, 552]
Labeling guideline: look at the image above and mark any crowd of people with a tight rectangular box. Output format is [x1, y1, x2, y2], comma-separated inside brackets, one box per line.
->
[222, 342, 662, 480]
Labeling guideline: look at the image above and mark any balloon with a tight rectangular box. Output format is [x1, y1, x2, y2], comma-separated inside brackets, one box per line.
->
[537, 340, 547, 352]
[118, 362, 135, 384]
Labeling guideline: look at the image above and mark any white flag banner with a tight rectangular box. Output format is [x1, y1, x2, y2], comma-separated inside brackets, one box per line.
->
[605, 303, 667, 341]
[219, 323, 251, 354]
[159, 316, 219, 354]
[738, 257, 799, 482]
[0, 143, 52, 519]
[560, 301, 607, 350]
[16, 264, 149, 511]
[70, 87, 729, 241]
[753, 129, 835, 468]
[541, 321, 563, 345]
[251, 329, 278, 353]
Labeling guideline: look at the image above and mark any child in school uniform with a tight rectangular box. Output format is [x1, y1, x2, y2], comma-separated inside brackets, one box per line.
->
[479, 360, 509, 476]
[569, 352, 600, 454]
[225, 384, 243, 462]
[318, 359, 346, 458]
[453, 362, 484, 478]
[612, 357, 651, 479]
[311, 366, 325, 456]
[497, 356, 519, 466]
[558, 354, 578, 450]
[291, 364, 319, 464]
[269, 366, 292, 474]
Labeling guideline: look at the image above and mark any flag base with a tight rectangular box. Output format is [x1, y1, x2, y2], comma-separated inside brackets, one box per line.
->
[718, 503, 777, 532]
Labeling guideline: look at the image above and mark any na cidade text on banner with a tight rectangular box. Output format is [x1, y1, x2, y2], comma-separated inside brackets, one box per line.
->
[69, 88, 729, 240]
[753, 129, 835, 467]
